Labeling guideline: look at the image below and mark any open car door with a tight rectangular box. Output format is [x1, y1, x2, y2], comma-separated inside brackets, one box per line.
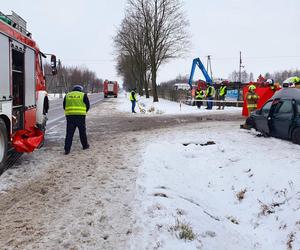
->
[255, 101, 273, 135]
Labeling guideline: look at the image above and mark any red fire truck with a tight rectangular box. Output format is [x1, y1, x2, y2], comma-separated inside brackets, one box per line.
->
[103, 80, 119, 98]
[0, 11, 57, 170]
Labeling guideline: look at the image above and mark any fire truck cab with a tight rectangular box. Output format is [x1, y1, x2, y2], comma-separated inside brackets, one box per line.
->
[0, 11, 57, 170]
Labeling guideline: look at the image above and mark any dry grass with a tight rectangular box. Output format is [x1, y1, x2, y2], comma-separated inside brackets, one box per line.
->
[170, 218, 196, 241]
[287, 232, 295, 250]
[258, 201, 275, 216]
[236, 189, 247, 201]
[226, 216, 239, 225]
[153, 193, 168, 198]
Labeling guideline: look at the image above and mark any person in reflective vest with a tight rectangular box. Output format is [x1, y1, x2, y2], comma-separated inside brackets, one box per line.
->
[130, 88, 137, 113]
[217, 82, 227, 110]
[246, 84, 259, 114]
[195, 86, 204, 109]
[205, 85, 215, 110]
[63, 85, 90, 155]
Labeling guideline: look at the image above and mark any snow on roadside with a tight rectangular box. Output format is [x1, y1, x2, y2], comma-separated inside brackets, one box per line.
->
[117, 92, 242, 116]
[48, 93, 66, 100]
[131, 121, 300, 250]
[48, 93, 97, 100]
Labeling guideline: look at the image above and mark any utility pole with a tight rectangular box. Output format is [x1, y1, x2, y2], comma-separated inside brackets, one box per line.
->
[239, 51, 242, 83]
[206, 55, 213, 81]
[238, 51, 244, 101]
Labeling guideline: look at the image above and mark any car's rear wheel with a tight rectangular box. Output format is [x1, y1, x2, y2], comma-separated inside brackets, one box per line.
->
[291, 128, 300, 145]
[0, 119, 8, 173]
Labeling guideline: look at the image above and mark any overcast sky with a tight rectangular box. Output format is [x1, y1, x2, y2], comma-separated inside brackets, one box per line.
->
[2, 0, 300, 83]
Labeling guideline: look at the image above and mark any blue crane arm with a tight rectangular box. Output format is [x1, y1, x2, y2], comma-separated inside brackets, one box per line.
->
[188, 58, 213, 89]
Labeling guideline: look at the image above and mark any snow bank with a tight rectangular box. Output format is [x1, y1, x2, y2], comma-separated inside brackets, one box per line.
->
[117, 92, 242, 116]
[48, 93, 66, 100]
[132, 121, 300, 250]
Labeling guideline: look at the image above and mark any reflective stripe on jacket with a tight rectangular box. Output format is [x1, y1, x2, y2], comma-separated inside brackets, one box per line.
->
[206, 86, 215, 97]
[246, 92, 259, 109]
[195, 90, 204, 99]
[219, 86, 227, 97]
[65, 91, 87, 115]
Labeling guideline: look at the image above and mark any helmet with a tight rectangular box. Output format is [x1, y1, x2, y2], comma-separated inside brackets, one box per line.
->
[73, 85, 84, 91]
[283, 77, 299, 88]
[266, 79, 274, 85]
[282, 82, 295, 88]
[248, 84, 256, 91]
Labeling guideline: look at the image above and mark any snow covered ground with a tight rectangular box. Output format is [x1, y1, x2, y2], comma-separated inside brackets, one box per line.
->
[130, 121, 300, 250]
[1, 93, 299, 249]
[117, 92, 242, 116]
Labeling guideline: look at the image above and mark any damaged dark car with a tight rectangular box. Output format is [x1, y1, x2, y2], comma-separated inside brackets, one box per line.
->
[246, 88, 300, 144]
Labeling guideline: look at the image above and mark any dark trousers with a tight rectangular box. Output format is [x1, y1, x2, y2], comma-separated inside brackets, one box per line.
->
[64, 115, 88, 152]
[196, 99, 203, 108]
[131, 100, 136, 113]
[218, 96, 225, 109]
[207, 97, 213, 109]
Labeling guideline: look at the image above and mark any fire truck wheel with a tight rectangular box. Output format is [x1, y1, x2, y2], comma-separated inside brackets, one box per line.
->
[0, 119, 8, 172]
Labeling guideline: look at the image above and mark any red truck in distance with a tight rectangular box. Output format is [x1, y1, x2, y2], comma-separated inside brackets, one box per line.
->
[103, 80, 119, 98]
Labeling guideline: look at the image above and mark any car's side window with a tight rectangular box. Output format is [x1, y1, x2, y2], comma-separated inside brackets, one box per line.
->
[297, 102, 300, 115]
[261, 101, 272, 116]
[274, 100, 293, 115]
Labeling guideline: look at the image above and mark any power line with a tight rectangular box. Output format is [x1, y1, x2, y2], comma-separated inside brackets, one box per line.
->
[213, 55, 300, 61]
[62, 59, 114, 62]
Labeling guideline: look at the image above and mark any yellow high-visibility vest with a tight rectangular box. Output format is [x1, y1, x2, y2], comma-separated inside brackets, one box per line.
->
[65, 91, 87, 115]
[219, 86, 227, 96]
[129, 91, 137, 101]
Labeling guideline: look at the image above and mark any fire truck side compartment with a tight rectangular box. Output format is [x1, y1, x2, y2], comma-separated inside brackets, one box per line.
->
[0, 33, 10, 99]
[12, 42, 25, 131]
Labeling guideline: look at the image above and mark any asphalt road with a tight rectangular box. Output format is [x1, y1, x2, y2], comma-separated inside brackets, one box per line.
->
[46, 93, 104, 130]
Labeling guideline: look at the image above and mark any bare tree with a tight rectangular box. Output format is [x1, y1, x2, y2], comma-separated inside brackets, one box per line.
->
[229, 70, 253, 83]
[115, 0, 190, 102]
[44, 63, 103, 93]
[265, 69, 300, 83]
[133, 0, 190, 101]
[114, 10, 151, 97]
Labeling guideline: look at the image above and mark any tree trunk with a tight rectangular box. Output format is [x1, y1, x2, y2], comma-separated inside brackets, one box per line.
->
[151, 69, 159, 102]
[144, 74, 150, 98]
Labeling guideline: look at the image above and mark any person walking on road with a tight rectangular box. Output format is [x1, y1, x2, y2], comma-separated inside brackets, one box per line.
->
[195, 86, 204, 109]
[205, 84, 215, 110]
[217, 81, 227, 110]
[63, 85, 90, 155]
[130, 88, 137, 113]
